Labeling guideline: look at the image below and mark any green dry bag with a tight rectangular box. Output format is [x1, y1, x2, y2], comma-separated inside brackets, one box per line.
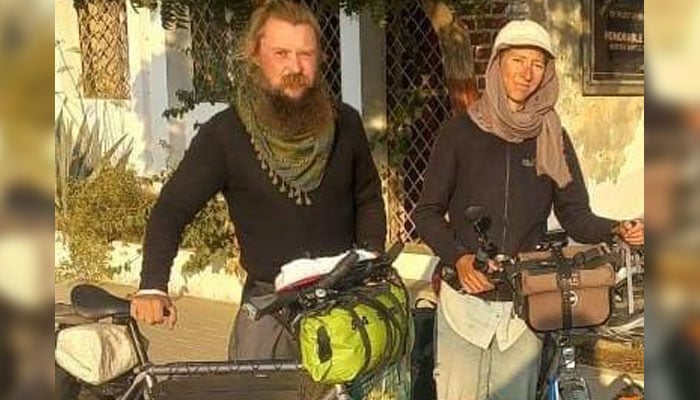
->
[299, 279, 411, 384]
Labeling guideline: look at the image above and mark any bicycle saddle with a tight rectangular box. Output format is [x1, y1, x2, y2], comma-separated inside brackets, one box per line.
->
[55, 302, 97, 326]
[70, 284, 131, 319]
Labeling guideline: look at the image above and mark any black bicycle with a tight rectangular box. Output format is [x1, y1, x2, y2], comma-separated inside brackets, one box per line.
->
[453, 206, 644, 400]
[55, 244, 407, 400]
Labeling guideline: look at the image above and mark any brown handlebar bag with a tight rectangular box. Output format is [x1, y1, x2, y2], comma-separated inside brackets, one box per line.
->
[514, 245, 616, 332]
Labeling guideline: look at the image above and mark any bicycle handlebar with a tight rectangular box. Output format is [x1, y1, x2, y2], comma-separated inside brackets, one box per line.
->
[315, 251, 360, 290]
[241, 251, 361, 321]
[243, 251, 365, 321]
[464, 206, 642, 281]
[243, 244, 404, 321]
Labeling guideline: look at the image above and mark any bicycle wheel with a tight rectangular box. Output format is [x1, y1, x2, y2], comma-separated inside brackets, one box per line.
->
[537, 335, 559, 400]
[55, 365, 82, 400]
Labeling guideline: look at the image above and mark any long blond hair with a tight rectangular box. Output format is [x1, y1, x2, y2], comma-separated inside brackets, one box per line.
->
[238, 0, 323, 67]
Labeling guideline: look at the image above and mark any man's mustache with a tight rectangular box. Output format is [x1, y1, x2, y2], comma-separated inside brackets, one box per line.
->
[281, 73, 310, 90]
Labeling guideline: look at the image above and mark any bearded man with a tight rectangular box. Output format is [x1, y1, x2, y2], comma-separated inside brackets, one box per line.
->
[131, 0, 386, 362]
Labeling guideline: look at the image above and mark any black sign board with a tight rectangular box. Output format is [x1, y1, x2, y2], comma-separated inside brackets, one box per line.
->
[583, 0, 644, 95]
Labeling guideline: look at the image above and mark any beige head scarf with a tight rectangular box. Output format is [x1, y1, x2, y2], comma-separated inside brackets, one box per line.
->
[467, 19, 572, 188]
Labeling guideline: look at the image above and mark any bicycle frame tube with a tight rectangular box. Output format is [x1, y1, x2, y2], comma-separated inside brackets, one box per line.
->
[147, 360, 301, 377]
[115, 311, 302, 398]
[116, 316, 156, 400]
[547, 378, 559, 400]
[115, 360, 302, 400]
[116, 371, 149, 400]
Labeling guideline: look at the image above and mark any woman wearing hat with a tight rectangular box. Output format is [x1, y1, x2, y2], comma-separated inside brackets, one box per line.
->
[414, 20, 644, 399]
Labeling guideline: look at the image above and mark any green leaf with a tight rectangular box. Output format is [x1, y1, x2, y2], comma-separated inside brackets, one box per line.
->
[115, 141, 134, 170]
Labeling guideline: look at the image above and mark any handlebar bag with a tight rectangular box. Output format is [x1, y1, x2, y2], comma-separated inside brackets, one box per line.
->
[515, 245, 616, 332]
[298, 275, 412, 384]
[55, 323, 139, 385]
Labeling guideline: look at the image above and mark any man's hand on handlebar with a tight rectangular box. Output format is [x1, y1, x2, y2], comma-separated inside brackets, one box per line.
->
[130, 293, 177, 329]
[614, 219, 645, 246]
[455, 254, 500, 294]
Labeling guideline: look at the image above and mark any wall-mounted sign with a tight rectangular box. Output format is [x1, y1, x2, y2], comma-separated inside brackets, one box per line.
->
[583, 0, 644, 95]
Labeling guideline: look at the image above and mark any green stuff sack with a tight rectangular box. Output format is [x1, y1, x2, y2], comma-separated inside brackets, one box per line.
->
[299, 280, 411, 384]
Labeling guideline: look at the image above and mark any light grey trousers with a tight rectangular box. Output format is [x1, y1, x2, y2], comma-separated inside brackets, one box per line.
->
[434, 304, 542, 400]
[227, 307, 298, 361]
[227, 280, 299, 361]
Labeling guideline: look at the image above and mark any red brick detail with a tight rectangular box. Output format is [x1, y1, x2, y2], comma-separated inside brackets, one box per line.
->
[460, 0, 516, 93]
[460, 17, 478, 31]
[474, 60, 489, 75]
[474, 45, 492, 61]
[483, 16, 509, 30]
[477, 76, 486, 91]
[491, 1, 510, 14]
[469, 32, 492, 46]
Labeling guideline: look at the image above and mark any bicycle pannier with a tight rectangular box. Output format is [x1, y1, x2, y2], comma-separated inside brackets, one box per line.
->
[55, 323, 138, 385]
[515, 245, 616, 332]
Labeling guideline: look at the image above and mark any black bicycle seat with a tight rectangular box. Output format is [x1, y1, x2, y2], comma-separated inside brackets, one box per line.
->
[55, 303, 97, 326]
[70, 284, 131, 319]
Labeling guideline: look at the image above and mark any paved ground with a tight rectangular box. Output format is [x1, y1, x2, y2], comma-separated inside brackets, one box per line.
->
[56, 281, 643, 398]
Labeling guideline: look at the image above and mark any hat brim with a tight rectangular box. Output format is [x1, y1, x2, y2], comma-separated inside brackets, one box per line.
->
[495, 38, 555, 58]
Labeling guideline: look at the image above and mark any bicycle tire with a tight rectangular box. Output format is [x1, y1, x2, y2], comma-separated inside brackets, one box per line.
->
[55, 365, 82, 400]
[557, 376, 592, 400]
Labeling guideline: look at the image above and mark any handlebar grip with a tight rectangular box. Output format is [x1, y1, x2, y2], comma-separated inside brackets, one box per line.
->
[474, 248, 490, 272]
[316, 251, 360, 290]
[243, 291, 297, 321]
[384, 242, 404, 264]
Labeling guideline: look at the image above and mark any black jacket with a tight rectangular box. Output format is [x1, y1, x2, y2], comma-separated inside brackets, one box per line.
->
[414, 114, 617, 268]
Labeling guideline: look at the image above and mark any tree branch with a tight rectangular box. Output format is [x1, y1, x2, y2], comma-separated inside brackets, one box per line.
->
[421, 0, 479, 115]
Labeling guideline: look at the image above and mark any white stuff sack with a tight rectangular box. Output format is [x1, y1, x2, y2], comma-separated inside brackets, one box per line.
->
[274, 249, 377, 291]
[55, 323, 139, 385]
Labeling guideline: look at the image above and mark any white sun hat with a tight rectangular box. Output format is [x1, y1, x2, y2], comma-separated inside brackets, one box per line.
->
[492, 19, 555, 58]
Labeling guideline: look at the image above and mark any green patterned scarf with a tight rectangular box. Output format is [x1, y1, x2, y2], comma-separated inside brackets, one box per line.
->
[233, 74, 335, 206]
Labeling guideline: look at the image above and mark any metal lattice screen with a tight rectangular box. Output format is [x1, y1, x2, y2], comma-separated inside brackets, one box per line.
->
[385, 1, 452, 244]
[302, 0, 342, 100]
[190, 0, 237, 102]
[189, 0, 342, 103]
[75, 0, 131, 99]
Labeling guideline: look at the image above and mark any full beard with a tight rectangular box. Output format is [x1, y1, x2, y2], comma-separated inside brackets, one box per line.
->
[251, 70, 335, 138]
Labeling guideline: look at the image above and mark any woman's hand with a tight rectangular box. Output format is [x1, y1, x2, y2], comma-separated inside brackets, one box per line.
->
[614, 219, 645, 246]
[455, 254, 496, 294]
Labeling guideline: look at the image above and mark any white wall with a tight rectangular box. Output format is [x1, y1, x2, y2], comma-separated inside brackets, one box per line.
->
[55, 0, 170, 175]
[543, 0, 644, 221]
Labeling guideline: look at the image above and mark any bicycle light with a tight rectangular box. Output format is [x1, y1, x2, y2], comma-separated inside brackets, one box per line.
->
[465, 206, 499, 272]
